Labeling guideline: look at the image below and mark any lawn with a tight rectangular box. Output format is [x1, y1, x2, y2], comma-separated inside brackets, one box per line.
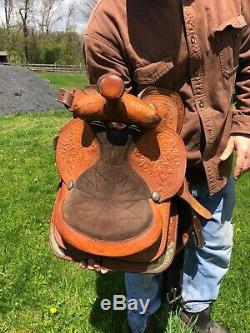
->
[37, 72, 87, 90]
[0, 72, 249, 332]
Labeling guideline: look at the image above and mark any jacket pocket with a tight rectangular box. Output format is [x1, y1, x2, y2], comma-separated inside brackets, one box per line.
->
[213, 15, 247, 79]
[134, 57, 174, 85]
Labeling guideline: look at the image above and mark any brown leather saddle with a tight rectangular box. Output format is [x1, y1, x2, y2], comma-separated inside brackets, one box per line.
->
[50, 74, 212, 273]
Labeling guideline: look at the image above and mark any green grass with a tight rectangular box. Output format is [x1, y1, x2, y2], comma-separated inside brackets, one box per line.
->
[0, 72, 249, 332]
[36, 72, 87, 90]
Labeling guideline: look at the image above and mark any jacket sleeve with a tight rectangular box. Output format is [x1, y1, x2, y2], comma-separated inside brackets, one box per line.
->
[83, 1, 133, 92]
[84, 34, 132, 91]
[232, 0, 250, 134]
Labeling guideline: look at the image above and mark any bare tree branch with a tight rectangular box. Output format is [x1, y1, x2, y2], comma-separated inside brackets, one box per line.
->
[2, 0, 13, 32]
[66, 0, 76, 31]
[79, 0, 97, 19]
[37, 0, 64, 34]
[17, 0, 34, 62]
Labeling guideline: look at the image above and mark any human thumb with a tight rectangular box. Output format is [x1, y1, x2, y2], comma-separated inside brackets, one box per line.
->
[220, 137, 235, 161]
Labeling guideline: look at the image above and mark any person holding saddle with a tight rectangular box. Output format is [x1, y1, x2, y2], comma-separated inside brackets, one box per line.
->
[77, 1, 250, 332]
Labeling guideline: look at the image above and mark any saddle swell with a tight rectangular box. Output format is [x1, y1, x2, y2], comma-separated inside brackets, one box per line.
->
[51, 74, 212, 273]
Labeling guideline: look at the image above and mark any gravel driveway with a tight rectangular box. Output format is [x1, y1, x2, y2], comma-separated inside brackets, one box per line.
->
[0, 65, 63, 115]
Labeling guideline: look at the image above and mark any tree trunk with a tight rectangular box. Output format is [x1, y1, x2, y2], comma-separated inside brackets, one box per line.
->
[19, 5, 29, 63]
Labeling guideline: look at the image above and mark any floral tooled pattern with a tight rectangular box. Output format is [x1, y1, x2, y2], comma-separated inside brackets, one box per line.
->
[130, 127, 187, 201]
[56, 118, 99, 184]
[142, 90, 185, 133]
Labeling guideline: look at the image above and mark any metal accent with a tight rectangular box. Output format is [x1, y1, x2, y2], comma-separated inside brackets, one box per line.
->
[191, 35, 196, 44]
[191, 189, 198, 197]
[67, 180, 75, 190]
[127, 124, 142, 133]
[166, 287, 182, 305]
[152, 191, 161, 203]
[198, 100, 205, 108]
[90, 120, 106, 128]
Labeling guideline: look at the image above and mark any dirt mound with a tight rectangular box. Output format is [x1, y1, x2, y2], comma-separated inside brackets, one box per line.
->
[0, 65, 63, 115]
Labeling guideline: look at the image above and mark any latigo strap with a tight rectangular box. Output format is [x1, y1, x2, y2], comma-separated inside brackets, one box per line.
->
[50, 74, 212, 273]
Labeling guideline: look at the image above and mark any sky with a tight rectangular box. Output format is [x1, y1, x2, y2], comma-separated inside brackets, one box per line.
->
[0, 0, 88, 33]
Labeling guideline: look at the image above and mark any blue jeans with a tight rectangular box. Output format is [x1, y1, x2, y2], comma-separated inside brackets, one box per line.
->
[125, 178, 235, 333]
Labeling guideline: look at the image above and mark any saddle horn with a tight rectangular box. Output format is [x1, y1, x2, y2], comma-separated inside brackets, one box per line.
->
[98, 73, 125, 100]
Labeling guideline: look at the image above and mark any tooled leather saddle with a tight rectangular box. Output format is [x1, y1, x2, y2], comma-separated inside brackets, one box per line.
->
[50, 74, 211, 273]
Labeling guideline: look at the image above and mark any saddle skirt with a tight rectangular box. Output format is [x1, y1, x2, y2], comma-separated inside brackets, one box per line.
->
[50, 74, 212, 273]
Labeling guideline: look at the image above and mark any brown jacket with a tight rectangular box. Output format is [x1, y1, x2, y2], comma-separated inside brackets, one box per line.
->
[84, 0, 250, 195]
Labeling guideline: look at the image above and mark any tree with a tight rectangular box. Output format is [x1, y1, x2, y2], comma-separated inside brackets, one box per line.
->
[2, 0, 13, 33]
[18, 0, 32, 62]
[38, 0, 63, 34]
[0, 0, 84, 65]
[65, 0, 76, 31]
[80, 0, 97, 19]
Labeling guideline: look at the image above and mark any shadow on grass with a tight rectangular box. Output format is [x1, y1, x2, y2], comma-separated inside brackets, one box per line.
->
[88, 271, 180, 333]
[89, 272, 128, 333]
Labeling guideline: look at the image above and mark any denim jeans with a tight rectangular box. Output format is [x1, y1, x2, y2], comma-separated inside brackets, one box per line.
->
[125, 178, 235, 333]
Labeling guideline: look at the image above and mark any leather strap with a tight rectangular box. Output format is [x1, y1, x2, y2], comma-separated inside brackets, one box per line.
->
[57, 89, 74, 108]
[178, 180, 212, 220]
[192, 213, 205, 248]
[177, 179, 209, 248]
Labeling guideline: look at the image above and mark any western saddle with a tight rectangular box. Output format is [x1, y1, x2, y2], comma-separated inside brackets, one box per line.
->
[50, 74, 211, 274]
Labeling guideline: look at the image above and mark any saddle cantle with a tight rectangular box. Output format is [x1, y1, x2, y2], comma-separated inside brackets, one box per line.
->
[50, 74, 212, 273]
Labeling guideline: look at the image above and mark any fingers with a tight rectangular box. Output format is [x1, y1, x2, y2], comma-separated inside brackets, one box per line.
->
[79, 259, 96, 270]
[79, 261, 87, 269]
[79, 259, 109, 274]
[87, 258, 96, 270]
[234, 150, 247, 180]
[220, 137, 235, 161]
[242, 154, 250, 177]
[100, 267, 109, 274]
[220, 135, 250, 180]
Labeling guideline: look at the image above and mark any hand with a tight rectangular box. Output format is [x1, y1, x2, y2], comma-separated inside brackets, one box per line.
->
[220, 134, 250, 180]
[79, 259, 109, 274]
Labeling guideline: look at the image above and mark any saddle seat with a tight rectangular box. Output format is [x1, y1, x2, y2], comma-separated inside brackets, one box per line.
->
[50, 74, 212, 273]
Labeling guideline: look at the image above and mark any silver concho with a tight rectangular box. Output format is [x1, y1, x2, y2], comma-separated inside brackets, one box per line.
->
[67, 180, 75, 190]
[152, 191, 161, 203]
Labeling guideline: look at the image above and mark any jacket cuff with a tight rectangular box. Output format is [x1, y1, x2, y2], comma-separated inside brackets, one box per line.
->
[231, 114, 250, 135]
